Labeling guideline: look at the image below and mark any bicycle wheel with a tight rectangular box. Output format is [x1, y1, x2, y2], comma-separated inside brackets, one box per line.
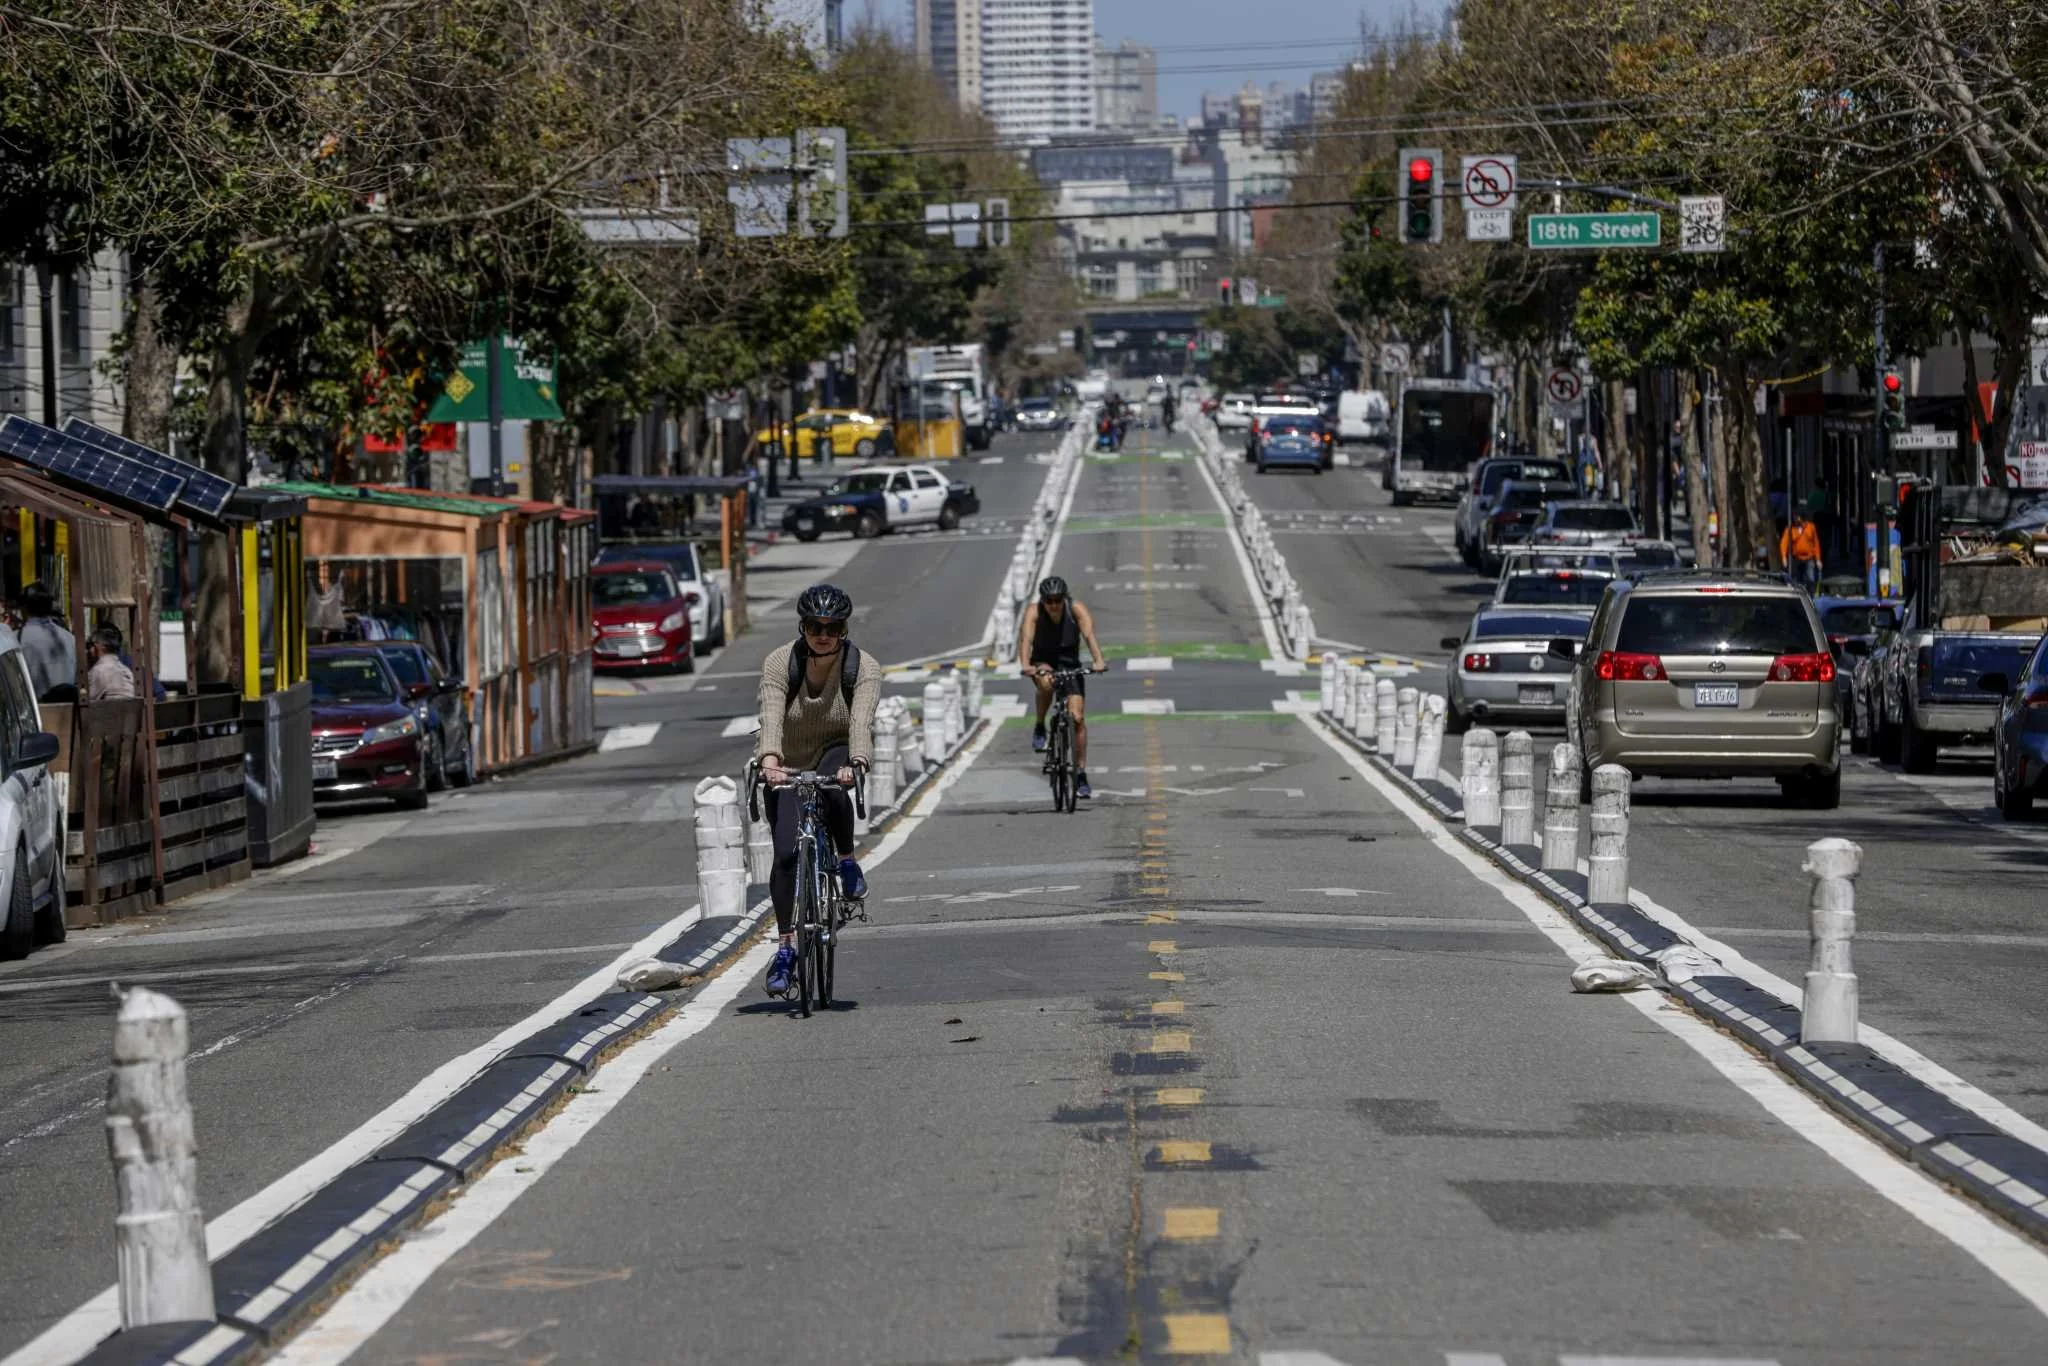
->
[1048, 716, 1070, 812]
[816, 917, 836, 1007]
[793, 847, 816, 1018]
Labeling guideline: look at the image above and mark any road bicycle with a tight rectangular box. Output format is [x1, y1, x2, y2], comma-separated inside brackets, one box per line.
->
[748, 763, 866, 1018]
[1037, 667, 1088, 813]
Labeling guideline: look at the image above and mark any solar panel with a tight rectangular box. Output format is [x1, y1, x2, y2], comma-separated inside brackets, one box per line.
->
[0, 415, 186, 513]
[62, 419, 237, 518]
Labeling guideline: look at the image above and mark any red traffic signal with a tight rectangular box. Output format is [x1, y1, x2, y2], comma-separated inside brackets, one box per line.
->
[1408, 156, 1435, 183]
[1882, 370, 1902, 394]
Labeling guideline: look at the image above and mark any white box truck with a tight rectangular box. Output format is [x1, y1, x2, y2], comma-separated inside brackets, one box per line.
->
[906, 344, 992, 451]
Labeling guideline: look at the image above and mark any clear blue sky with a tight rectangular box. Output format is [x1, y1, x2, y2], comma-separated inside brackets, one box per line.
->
[1093, 0, 1448, 122]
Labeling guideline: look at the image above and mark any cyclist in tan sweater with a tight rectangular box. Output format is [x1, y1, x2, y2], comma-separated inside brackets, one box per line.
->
[755, 583, 881, 995]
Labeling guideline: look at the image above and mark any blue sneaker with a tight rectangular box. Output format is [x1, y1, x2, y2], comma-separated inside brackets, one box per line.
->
[766, 944, 796, 995]
[839, 857, 867, 900]
[1075, 772, 1092, 799]
[1032, 726, 1048, 753]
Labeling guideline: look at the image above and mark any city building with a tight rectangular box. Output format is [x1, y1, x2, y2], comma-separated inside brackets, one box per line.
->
[766, 0, 844, 59]
[979, 0, 1096, 140]
[1093, 40, 1157, 134]
[913, 0, 982, 112]
[1031, 139, 1176, 188]
[0, 252, 128, 430]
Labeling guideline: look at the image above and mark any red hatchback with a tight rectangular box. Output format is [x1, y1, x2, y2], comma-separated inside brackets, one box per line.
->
[592, 562, 695, 673]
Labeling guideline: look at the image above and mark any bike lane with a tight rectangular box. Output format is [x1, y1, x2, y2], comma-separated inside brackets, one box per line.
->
[281, 441, 2048, 1364]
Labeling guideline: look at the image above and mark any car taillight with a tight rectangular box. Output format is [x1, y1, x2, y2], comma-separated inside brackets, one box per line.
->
[1768, 652, 1835, 683]
[1463, 652, 1495, 672]
[2023, 685, 2048, 710]
[1597, 651, 1665, 681]
[1916, 646, 1932, 680]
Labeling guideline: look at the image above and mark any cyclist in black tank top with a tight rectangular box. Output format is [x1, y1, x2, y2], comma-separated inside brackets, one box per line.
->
[1018, 576, 1107, 797]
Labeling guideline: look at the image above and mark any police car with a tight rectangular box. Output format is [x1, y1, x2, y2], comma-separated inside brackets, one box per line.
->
[782, 465, 982, 541]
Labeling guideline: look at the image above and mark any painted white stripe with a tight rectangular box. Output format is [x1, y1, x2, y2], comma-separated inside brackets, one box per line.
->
[1301, 711, 2048, 1324]
[1120, 699, 1176, 715]
[244, 717, 1010, 1364]
[1125, 656, 1174, 671]
[719, 715, 760, 738]
[597, 722, 661, 752]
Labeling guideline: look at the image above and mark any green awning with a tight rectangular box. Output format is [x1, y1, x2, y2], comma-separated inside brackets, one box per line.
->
[426, 338, 565, 423]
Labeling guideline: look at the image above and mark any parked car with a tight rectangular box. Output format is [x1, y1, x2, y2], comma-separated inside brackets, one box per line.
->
[0, 628, 64, 958]
[1813, 596, 1900, 754]
[1498, 546, 1623, 579]
[591, 562, 696, 674]
[1986, 631, 2048, 819]
[366, 640, 474, 789]
[1443, 607, 1595, 734]
[1493, 567, 1615, 610]
[754, 408, 889, 461]
[1479, 478, 1578, 575]
[781, 464, 979, 541]
[1013, 397, 1067, 432]
[309, 646, 432, 810]
[1531, 500, 1642, 547]
[1616, 540, 1685, 574]
[1876, 627, 2038, 772]
[594, 540, 726, 651]
[1457, 458, 1570, 567]
[1561, 571, 1842, 807]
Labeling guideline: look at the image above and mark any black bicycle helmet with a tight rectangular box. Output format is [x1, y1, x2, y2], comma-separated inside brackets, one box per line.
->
[1038, 575, 1068, 601]
[796, 582, 853, 621]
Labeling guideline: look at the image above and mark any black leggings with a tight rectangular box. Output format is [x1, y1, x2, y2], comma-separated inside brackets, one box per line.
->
[766, 744, 855, 935]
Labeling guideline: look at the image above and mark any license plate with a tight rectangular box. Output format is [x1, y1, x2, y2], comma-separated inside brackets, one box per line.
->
[612, 639, 645, 658]
[1517, 684, 1554, 704]
[312, 758, 337, 780]
[1694, 684, 1740, 707]
[795, 517, 816, 532]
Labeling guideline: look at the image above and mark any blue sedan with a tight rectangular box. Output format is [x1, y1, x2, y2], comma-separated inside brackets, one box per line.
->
[1257, 432, 1324, 474]
[1991, 630, 2048, 820]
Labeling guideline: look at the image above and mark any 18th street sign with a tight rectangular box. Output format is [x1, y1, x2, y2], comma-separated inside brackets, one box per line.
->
[1527, 211, 1661, 250]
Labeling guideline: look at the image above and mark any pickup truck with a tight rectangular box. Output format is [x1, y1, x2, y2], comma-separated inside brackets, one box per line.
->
[1873, 560, 2048, 772]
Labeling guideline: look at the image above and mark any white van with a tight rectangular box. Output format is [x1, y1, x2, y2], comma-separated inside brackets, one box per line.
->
[1337, 390, 1390, 444]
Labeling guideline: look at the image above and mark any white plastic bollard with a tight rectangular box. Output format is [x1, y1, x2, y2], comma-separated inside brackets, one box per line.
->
[940, 673, 965, 749]
[966, 659, 984, 721]
[1500, 731, 1536, 846]
[1374, 678, 1397, 753]
[1461, 728, 1501, 827]
[868, 707, 899, 812]
[1320, 654, 1338, 717]
[1393, 686, 1419, 768]
[922, 682, 949, 764]
[746, 805, 774, 884]
[1413, 694, 1447, 783]
[107, 987, 214, 1329]
[694, 776, 748, 917]
[897, 700, 926, 781]
[1338, 661, 1360, 732]
[1802, 837, 1862, 1044]
[1587, 764, 1631, 903]
[1541, 742, 1582, 873]
[1354, 667, 1377, 738]
[992, 601, 1015, 661]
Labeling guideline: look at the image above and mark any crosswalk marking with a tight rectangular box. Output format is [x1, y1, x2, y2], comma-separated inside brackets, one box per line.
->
[1126, 656, 1175, 671]
[719, 715, 760, 738]
[597, 723, 661, 752]
[1122, 699, 1177, 714]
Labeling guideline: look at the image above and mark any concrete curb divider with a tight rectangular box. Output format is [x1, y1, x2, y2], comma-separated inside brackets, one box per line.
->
[1317, 713, 2048, 1249]
[74, 712, 994, 1366]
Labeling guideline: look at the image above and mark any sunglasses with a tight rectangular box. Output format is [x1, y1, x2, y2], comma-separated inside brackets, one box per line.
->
[801, 619, 847, 638]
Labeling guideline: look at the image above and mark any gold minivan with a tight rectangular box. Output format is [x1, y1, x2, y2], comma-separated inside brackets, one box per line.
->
[1559, 572, 1842, 807]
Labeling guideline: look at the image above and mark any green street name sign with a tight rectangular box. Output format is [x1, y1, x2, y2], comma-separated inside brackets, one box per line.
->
[1527, 212, 1662, 250]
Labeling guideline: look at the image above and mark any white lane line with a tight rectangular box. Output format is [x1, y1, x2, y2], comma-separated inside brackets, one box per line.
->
[270, 940, 772, 1366]
[1301, 711, 2048, 1323]
[256, 716, 1010, 1364]
[1121, 699, 1176, 715]
[597, 722, 661, 752]
[978, 455, 1005, 464]
[1189, 442, 1285, 659]
[1125, 656, 1174, 671]
[719, 715, 760, 738]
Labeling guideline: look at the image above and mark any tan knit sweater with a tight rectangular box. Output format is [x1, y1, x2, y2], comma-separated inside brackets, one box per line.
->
[756, 641, 880, 770]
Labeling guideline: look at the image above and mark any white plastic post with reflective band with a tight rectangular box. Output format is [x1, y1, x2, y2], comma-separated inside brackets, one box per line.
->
[1802, 837, 1863, 1043]
[1461, 727, 1501, 827]
[1587, 764, 1631, 903]
[1320, 654, 1338, 717]
[992, 600, 1016, 661]
[108, 987, 214, 1329]
[869, 704, 900, 811]
[1413, 694, 1447, 783]
[746, 804, 774, 884]
[1500, 731, 1536, 846]
[1541, 742, 1582, 873]
[1340, 662, 1361, 733]
[897, 698, 926, 781]
[965, 659, 984, 721]
[693, 775, 748, 917]
[1354, 667, 1376, 739]
[940, 673, 965, 750]
[922, 682, 949, 764]
[1393, 686, 1419, 768]
[1374, 678, 1397, 753]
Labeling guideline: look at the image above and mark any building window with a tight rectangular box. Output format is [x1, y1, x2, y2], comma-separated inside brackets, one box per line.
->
[57, 270, 85, 363]
[0, 274, 15, 364]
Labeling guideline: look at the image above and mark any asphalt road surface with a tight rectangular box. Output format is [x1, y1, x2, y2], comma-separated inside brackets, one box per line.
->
[8, 428, 2048, 1365]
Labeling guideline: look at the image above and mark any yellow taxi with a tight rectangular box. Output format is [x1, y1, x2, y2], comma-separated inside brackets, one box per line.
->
[756, 408, 890, 461]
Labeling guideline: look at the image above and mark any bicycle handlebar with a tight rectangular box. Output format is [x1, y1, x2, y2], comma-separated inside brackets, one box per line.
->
[746, 761, 867, 821]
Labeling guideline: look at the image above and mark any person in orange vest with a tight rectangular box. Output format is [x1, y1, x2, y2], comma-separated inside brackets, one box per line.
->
[1781, 507, 1823, 594]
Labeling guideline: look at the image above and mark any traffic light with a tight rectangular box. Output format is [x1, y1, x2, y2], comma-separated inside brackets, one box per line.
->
[1219, 276, 1234, 307]
[1881, 368, 1905, 431]
[1398, 147, 1442, 244]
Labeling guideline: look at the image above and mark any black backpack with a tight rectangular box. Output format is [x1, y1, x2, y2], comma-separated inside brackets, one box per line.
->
[787, 638, 861, 706]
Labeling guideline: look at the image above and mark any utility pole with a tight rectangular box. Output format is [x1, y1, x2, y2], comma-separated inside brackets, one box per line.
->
[486, 328, 505, 497]
[1871, 242, 1887, 487]
[35, 261, 58, 426]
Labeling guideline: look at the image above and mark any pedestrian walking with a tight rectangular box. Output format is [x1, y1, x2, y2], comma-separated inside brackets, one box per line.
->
[19, 581, 77, 701]
[1780, 507, 1823, 594]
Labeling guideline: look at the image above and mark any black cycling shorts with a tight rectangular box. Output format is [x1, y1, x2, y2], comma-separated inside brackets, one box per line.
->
[1032, 663, 1085, 698]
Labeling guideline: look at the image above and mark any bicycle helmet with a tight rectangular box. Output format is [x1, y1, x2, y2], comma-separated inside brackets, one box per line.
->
[1038, 575, 1068, 601]
[796, 582, 853, 621]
